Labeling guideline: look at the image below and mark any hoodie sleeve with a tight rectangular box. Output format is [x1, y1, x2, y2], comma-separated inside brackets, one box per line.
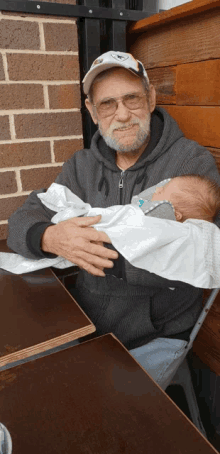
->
[179, 146, 220, 228]
[7, 156, 85, 259]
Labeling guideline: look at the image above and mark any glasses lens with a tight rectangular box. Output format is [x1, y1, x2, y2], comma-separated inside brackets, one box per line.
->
[97, 98, 117, 118]
[124, 93, 145, 110]
[96, 93, 146, 118]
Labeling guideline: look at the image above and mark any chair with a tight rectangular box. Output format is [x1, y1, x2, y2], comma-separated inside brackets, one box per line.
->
[165, 288, 220, 438]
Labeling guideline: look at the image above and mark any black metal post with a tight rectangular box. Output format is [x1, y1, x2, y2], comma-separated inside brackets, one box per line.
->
[77, 0, 100, 148]
[111, 0, 127, 52]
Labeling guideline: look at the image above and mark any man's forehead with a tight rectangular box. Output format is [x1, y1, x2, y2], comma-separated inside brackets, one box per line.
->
[92, 68, 143, 99]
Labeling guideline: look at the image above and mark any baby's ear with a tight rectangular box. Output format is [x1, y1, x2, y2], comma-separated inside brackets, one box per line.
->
[175, 210, 183, 221]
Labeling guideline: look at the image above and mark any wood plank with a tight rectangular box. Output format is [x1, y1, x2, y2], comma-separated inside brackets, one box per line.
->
[207, 147, 220, 172]
[176, 60, 220, 105]
[0, 267, 95, 369]
[0, 240, 95, 368]
[129, 0, 220, 34]
[147, 66, 176, 104]
[0, 333, 218, 454]
[129, 8, 220, 69]
[160, 106, 220, 148]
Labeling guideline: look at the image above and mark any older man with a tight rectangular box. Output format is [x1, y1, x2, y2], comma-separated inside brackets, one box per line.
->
[7, 51, 220, 387]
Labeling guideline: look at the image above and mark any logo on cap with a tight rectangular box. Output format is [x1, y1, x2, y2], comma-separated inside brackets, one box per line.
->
[111, 53, 129, 62]
[92, 57, 103, 67]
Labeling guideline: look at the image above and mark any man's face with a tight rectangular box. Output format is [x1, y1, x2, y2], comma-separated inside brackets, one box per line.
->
[85, 68, 156, 153]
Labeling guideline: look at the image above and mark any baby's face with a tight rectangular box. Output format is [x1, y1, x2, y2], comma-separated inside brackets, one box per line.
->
[152, 178, 182, 202]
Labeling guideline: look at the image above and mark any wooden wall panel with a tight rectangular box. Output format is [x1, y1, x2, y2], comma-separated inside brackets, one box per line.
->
[129, 0, 220, 34]
[129, 1, 220, 375]
[176, 60, 220, 105]
[193, 293, 220, 375]
[130, 8, 220, 69]
[147, 66, 176, 104]
[161, 106, 220, 148]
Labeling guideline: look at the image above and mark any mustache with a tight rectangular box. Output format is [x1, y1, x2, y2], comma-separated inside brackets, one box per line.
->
[111, 120, 141, 133]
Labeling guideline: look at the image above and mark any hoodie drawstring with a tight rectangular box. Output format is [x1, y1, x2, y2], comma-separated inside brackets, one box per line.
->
[98, 161, 110, 198]
[130, 161, 149, 196]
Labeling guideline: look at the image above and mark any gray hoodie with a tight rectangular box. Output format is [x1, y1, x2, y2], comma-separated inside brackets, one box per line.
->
[7, 107, 220, 350]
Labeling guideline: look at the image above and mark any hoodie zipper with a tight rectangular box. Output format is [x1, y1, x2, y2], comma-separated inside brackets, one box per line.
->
[119, 170, 125, 204]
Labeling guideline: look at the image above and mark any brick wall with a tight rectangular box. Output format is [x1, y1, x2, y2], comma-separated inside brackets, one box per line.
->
[0, 3, 83, 240]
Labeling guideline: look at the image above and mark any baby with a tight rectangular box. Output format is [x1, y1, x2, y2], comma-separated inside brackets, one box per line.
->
[105, 174, 220, 281]
[136, 174, 220, 223]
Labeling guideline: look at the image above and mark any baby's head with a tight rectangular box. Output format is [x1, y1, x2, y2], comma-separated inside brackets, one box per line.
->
[152, 175, 220, 222]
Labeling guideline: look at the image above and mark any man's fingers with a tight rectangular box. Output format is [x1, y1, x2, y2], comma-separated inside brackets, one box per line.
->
[73, 216, 112, 243]
[75, 258, 105, 277]
[76, 250, 114, 269]
[79, 227, 112, 245]
[75, 215, 102, 226]
[84, 241, 118, 260]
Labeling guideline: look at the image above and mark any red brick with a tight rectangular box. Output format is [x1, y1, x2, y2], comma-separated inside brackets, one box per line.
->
[48, 84, 81, 109]
[54, 138, 83, 162]
[7, 54, 80, 81]
[0, 55, 5, 80]
[21, 166, 62, 191]
[0, 117, 10, 140]
[0, 142, 51, 168]
[14, 112, 82, 139]
[0, 195, 28, 221]
[0, 84, 44, 110]
[44, 23, 78, 52]
[0, 223, 8, 240]
[0, 20, 40, 50]
[0, 172, 17, 195]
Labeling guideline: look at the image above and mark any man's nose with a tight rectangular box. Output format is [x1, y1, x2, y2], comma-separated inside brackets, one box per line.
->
[114, 100, 131, 122]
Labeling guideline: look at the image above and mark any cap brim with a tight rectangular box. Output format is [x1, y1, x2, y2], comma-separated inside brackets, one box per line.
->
[83, 62, 139, 95]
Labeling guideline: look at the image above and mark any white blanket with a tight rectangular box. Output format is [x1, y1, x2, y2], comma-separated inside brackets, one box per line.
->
[0, 183, 220, 289]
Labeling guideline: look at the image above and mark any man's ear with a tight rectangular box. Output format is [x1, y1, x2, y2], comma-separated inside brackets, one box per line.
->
[175, 210, 183, 222]
[85, 98, 98, 125]
[149, 84, 156, 113]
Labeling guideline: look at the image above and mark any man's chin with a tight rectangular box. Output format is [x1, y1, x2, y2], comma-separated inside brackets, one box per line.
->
[104, 139, 138, 152]
[110, 137, 147, 153]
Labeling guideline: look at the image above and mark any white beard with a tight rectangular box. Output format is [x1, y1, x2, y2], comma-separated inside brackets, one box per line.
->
[98, 113, 151, 153]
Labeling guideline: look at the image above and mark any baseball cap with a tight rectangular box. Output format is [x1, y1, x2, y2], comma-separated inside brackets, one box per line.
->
[0, 423, 12, 454]
[82, 51, 149, 95]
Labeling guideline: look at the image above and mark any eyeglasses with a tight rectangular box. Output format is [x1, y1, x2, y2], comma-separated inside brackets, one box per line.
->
[93, 92, 148, 119]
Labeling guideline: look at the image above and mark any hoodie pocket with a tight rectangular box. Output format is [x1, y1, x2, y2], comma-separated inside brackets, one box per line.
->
[75, 285, 111, 327]
[76, 284, 162, 347]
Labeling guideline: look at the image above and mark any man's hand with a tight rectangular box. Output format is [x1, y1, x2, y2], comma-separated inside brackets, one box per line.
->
[41, 215, 118, 277]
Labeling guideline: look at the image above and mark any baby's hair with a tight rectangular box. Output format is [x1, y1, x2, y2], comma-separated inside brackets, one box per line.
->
[172, 174, 220, 222]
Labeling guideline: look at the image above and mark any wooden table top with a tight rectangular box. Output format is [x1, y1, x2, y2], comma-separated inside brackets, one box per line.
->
[0, 333, 218, 454]
[0, 240, 95, 368]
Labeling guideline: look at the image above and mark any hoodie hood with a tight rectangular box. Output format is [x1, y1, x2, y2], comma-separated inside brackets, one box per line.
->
[90, 107, 184, 197]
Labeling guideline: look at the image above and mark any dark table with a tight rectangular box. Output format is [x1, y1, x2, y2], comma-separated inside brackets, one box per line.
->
[0, 333, 218, 454]
[0, 239, 95, 369]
